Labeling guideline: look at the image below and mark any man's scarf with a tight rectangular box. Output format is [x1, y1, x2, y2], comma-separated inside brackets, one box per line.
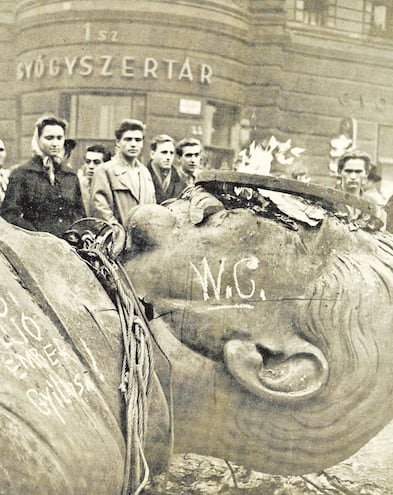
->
[151, 162, 171, 192]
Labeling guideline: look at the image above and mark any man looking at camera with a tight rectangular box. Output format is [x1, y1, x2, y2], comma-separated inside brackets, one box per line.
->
[337, 149, 386, 228]
[147, 134, 186, 204]
[337, 150, 371, 197]
[176, 137, 202, 187]
[90, 119, 156, 227]
[78, 144, 110, 214]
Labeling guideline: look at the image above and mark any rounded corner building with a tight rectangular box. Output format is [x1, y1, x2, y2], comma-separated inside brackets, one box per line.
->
[1, 0, 393, 184]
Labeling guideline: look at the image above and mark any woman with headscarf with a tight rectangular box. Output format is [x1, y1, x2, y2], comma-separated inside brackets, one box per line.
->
[1, 115, 85, 237]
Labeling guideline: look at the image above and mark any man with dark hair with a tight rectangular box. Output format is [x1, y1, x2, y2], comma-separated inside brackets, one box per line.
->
[176, 137, 202, 186]
[147, 134, 186, 204]
[78, 144, 110, 214]
[90, 119, 155, 226]
[336, 149, 386, 228]
[337, 149, 372, 196]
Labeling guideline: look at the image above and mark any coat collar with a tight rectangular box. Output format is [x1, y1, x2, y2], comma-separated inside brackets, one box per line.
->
[177, 166, 195, 186]
[147, 160, 183, 184]
[23, 155, 76, 174]
[111, 152, 143, 176]
[109, 153, 145, 200]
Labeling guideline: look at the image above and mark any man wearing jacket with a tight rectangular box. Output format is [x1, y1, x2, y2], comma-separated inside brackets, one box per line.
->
[337, 149, 386, 229]
[147, 134, 186, 204]
[90, 119, 156, 227]
[176, 137, 202, 187]
[78, 144, 110, 215]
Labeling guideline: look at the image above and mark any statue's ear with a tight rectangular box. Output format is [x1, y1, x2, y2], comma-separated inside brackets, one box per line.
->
[224, 334, 328, 402]
[125, 204, 176, 250]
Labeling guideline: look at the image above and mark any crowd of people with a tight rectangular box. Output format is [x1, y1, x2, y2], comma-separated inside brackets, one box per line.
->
[0, 113, 390, 240]
[0, 115, 204, 238]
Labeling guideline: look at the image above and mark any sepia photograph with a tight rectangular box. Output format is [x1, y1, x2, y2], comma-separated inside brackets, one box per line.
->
[0, 1, 393, 494]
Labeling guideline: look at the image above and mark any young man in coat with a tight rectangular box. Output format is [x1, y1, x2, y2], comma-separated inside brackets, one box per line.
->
[176, 137, 202, 187]
[90, 119, 156, 227]
[147, 134, 186, 204]
[78, 144, 110, 215]
[337, 149, 386, 228]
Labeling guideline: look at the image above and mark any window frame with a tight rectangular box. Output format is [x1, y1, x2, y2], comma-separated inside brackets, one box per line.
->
[58, 91, 147, 170]
[59, 91, 147, 140]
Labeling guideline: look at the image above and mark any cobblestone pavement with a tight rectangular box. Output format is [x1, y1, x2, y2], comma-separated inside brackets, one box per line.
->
[145, 420, 393, 494]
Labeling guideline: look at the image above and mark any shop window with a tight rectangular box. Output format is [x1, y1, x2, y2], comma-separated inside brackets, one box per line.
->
[204, 102, 240, 169]
[59, 92, 146, 169]
[68, 93, 146, 139]
[294, 0, 332, 27]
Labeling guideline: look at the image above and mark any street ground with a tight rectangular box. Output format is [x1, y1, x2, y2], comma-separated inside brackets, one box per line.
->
[145, 420, 393, 494]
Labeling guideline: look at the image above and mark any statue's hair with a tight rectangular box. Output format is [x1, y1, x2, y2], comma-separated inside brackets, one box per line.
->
[302, 229, 393, 372]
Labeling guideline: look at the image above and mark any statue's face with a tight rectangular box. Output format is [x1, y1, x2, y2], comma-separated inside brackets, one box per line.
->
[123, 203, 393, 474]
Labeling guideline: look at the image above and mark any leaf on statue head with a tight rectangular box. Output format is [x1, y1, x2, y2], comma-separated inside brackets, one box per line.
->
[264, 135, 279, 152]
[291, 147, 306, 157]
[277, 138, 292, 154]
[275, 154, 294, 166]
[236, 148, 249, 169]
[248, 146, 273, 175]
[248, 140, 256, 156]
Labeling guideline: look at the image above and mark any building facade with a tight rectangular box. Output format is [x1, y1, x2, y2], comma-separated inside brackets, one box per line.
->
[1, 0, 393, 183]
